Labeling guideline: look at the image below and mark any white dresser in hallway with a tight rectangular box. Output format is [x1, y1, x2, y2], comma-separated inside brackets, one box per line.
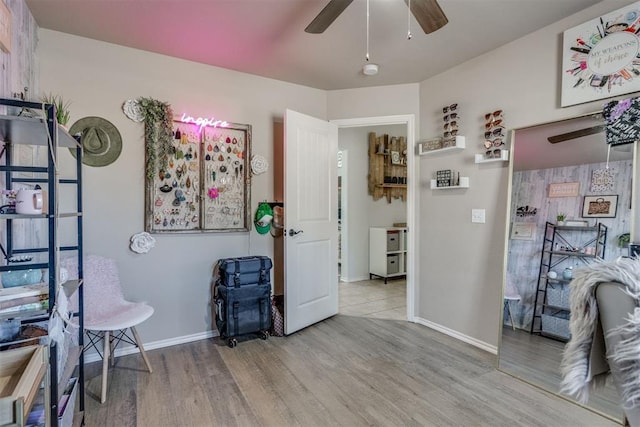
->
[369, 227, 407, 284]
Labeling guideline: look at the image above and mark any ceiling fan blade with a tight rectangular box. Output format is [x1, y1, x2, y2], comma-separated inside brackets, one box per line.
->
[406, 0, 448, 34]
[547, 125, 605, 144]
[305, 0, 354, 34]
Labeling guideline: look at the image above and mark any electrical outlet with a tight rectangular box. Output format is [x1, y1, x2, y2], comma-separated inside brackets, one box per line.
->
[472, 209, 486, 223]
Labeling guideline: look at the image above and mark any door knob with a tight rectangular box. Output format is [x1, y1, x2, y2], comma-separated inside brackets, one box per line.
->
[288, 229, 304, 237]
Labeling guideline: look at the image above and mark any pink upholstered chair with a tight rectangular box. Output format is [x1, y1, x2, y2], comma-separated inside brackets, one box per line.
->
[64, 255, 153, 403]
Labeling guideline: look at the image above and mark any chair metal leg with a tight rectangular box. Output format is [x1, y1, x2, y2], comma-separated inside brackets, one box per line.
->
[508, 304, 516, 330]
[101, 331, 110, 404]
[505, 300, 516, 330]
[109, 335, 115, 367]
[131, 326, 153, 374]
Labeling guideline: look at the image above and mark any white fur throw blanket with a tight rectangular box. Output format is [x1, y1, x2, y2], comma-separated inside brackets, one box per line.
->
[561, 257, 640, 408]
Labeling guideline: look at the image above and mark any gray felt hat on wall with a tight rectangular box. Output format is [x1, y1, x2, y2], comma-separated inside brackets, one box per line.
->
[69, 116, 122, 167]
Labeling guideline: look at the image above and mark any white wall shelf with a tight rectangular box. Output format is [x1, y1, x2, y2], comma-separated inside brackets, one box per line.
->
[419, 136, 465, 156]
[430, 176, 470, 189]
[475, 149, 509, 163]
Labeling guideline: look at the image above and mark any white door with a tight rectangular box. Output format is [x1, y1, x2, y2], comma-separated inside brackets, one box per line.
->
[284, 109, 339, 335]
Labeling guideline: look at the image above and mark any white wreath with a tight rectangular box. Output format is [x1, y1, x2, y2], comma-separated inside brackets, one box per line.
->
[122, 99, 144, 123]
[251, 155, 269, 175]
[130, 231, 156, 254]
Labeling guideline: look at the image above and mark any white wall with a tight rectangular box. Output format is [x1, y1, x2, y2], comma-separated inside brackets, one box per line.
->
[338, 124, 407, 282]
[37, 30, 327, 343]
[417, 0, 636, 348]
[328, 83, 420, 129]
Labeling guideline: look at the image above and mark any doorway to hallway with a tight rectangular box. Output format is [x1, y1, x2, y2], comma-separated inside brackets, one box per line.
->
[333, 115, 415, 322]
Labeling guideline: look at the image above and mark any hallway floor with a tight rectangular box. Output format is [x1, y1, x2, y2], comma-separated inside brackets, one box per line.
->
[338, 278, 406, 320]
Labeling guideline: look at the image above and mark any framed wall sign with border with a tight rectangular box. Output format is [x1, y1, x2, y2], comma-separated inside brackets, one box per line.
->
[145, 119, 252, 233]
[561, 2, 640, 107]
[582, 194, 618, 218]
[511, 222, 536, 240]
[390, 150, 401, 164]
[548, 182, 580, 198]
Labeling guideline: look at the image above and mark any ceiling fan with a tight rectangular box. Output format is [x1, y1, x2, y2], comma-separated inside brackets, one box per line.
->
[547, 125, 605, 144]
[305, 0, 448, 34]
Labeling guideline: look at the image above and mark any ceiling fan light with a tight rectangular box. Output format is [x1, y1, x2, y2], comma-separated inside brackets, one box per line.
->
[363, 63, 379, 76]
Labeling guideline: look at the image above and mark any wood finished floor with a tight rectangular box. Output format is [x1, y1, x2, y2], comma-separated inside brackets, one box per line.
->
[499, 327, 622, 421]
[84, 315, 617, 426]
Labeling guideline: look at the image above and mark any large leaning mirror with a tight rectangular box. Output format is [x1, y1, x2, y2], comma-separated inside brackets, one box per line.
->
[499, 112, 634, 423]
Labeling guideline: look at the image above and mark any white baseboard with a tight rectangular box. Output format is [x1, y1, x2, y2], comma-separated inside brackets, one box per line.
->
[340, 275, 371, 283]
[83, 318, 497, 365]
[413, 316, 498, 355]
[83, 330, 219, 364]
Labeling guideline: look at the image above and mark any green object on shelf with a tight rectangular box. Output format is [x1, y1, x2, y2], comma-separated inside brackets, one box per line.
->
[618, 232, 630, 248]
[41, 93, 71, 126]
[1, 269, 42, 288]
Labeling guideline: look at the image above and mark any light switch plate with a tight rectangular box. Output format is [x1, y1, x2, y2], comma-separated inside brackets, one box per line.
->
[472, 209, 486, 223]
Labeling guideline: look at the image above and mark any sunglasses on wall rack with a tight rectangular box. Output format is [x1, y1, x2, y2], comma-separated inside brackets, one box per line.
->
[443, 121, 458, 130]
[484, 128, 505, 139]
[483, 139, 504, 149]
[444, 130, 459, 138]
[443, 113, 459, 121]
[485, 149, 503, 158]
[484, 110, 503, 121]
[442, 104, 458, 113]
[484, 119, 503, 129]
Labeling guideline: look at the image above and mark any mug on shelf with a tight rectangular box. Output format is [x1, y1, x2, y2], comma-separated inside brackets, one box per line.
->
[15, 189, 43, 214]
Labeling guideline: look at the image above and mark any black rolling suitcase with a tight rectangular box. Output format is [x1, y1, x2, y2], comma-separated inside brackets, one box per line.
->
[214, 256, 273, 347]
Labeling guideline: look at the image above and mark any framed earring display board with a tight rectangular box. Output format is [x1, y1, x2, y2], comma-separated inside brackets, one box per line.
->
[145, 119, 252, 233]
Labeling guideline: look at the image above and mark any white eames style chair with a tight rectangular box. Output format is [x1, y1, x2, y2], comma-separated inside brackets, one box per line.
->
[64, 255, 154, 403]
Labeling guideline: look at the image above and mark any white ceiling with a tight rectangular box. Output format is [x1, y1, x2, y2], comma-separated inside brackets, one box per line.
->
[25, 0, 601, 90]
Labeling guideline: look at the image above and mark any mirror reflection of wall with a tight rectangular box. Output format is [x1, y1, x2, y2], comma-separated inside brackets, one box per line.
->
[508, 160, 632, 330]
[499, 113, 633, 423]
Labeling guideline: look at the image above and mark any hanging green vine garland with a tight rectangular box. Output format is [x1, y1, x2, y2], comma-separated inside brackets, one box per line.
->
[137, 97, 174, 180]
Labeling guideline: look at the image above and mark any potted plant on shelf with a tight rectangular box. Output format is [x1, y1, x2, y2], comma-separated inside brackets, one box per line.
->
[618, 232, 631, 248]
[556, 213, 566, 226]
[41, 93, 71, 128]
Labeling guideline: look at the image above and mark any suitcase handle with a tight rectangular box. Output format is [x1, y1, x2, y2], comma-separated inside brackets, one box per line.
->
[234, 260, 241, 287]
[259, 258, 266, 284]
[216, 299, 223, 322]
[259, 297, 264, 331]
[233, 301, 240, 336]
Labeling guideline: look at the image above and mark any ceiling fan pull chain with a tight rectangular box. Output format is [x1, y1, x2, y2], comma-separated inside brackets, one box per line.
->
[407, 0, 412, 40]
[366, 0, 370, 61]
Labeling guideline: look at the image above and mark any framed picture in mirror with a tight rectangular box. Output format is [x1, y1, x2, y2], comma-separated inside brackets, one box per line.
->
[582, 195, 618, 218]
[510, 222, 536, 240]
[548, 182, 579, 198]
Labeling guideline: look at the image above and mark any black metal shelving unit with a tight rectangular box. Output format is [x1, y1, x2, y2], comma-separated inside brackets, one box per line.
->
[530, 221, 607, 341]
[0, 98, 84, 426]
